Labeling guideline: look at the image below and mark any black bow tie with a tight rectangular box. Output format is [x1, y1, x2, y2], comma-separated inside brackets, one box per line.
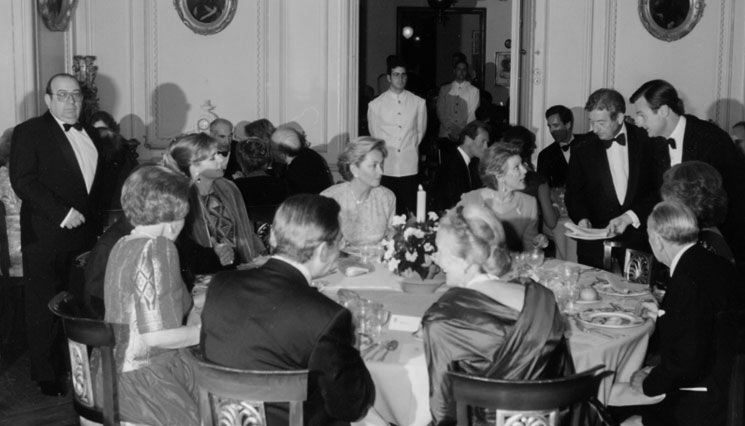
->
[603, 133, 626, 149]
[666, 138, 677, 149]
[560, 142, 572, 152]
[63, 122, 84, 132]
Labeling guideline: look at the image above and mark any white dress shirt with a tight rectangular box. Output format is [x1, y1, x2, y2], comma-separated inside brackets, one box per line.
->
[437, 81, 479, 138]
[667, 115, 686, 166]
[606, 125, 629, 205]
[53, 116, 98, 228]
[605, 124, 640, 227]
[368, 89, 427, 177]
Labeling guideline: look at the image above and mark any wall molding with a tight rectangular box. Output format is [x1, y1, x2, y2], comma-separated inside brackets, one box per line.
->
[604, 0, 617, 88]
[144, 0, 161, 147]
[256, 0, 266, 118]
[715, 0, 733, 126]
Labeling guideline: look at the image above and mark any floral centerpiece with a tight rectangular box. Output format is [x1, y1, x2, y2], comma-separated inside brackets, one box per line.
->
[381, 212, 440, 280]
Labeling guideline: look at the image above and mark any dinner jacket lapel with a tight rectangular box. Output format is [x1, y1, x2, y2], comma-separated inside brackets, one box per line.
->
[681, 116, 698, 163]
[623, 130, 642, 208]
[590, 139, 620, 208]
[43, 111, 88, 195]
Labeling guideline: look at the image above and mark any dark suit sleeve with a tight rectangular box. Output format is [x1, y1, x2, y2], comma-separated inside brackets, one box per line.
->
[434, 151, 464, 211]
[307, 308, 375, 421]
[9, 122, 71, 225]
[643, 276, 712, 396]
[627, 133, 661, 223]
[564, 148, 589, 224]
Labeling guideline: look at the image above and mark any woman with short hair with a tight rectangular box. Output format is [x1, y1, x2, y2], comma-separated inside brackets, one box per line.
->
[660, 161, 733, 262]
[233, 137, 287, 208]
[95, 165, 199, 425]
[321, 136, 396, 246]
[422, 204, 571, 425]
[163, 133, 265, 266]
[459, 142, 539, 251]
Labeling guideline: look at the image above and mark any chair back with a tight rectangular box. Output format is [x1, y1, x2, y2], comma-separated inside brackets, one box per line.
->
[187, 347, 308, 426]
[449, 365, 610, 426]
[602, 240, 656, 285]
[716, 310, 745, 426]
[48, 291, 118, 426]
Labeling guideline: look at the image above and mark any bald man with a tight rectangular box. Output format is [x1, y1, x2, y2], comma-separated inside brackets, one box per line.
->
[270, 126, 333, 195]
[10, 73, 103, 396]
[209, 118, 241, 178]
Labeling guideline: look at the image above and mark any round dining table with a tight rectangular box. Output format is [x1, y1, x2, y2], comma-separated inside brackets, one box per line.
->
[316, 258, 658, 426]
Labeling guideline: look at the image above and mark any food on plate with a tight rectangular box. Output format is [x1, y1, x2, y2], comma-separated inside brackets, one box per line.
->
[579, 287, 600, 301]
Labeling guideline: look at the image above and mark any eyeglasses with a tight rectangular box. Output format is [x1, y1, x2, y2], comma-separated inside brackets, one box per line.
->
[217, 150, 229, 157]
[53, 91, 83, 103]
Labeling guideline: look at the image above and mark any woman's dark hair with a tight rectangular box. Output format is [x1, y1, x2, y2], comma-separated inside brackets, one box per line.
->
[660, 161, 727, 228]
[162, 133, 218, 178]
[89, 110, 120, 133]
[236, 137, 271, 174]
[245, 119, 276, 142]
[500, 125, 536, 162]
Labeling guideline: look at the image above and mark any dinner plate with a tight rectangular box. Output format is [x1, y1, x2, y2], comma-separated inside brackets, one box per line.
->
[578, 310, 645, 329]
[592, 281, 648, 297]
[564, 231, 611, 241]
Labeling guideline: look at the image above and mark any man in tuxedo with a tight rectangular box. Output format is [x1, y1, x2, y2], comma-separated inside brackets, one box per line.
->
[630, 79, 745, 272]
[538, 105, 582, 188]
[270, 126, 333, 195]
[615, 201, 745, 426]
[209, 117, 241, 179]
[10, 73, 102, 396]
[201, 194, 375, 425]
[565, 89, 659, 268]
[433, 120, 488, 211]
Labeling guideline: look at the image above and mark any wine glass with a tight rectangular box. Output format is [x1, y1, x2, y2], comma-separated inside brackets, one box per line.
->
[526, 248, 545, 272]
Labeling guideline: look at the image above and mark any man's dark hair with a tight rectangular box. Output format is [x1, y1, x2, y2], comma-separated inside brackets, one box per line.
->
[457, 120, 490, 147]
[452, 52, 467, 63]
[500, 125, 537, 161]
[45, 73, 79, 95]
[630, 79, 685, 116]
[453, 60, 469, 70]
[733, 121, 745, 130]
[89, 110, 120, 133]
[545, 105, 573, 125]
[585, 88, 626, 119]
[386, 56, 407, 75]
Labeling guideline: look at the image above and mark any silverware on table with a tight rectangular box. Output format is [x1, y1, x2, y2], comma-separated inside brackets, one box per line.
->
[377, 340, 399, 361]
[360, 342, 379, 358]
[572, 315, 616, 339]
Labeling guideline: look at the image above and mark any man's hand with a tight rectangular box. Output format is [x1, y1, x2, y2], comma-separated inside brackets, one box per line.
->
[630, 367, 651, 394]
[62, 208, 86, 229]
[578, 218, 592, 228]
[607, 214, 633, 237]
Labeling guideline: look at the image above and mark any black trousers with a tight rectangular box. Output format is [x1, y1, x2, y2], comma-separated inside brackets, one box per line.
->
[381, 174, 420, 216]
[22, 243, 85, 382]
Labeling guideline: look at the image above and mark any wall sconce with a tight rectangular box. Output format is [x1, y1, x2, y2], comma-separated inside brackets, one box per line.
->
[72, 55, 99, 124]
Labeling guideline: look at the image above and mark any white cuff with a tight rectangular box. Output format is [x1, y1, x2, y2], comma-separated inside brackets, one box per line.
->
[624, 210, 641, 228]
[59, 208, 75, 228]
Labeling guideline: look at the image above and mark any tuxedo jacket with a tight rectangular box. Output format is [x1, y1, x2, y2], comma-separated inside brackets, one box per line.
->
[9, 111, 103, 251]
[285, 148, 333, 195]
[565, 123, 659, 229]
[201, 258, 375, 426]
[433, 144, 481, 211]
[643, 245, 744, 422]
[659, 115, 745, 269]
[536, 134, 587, 188]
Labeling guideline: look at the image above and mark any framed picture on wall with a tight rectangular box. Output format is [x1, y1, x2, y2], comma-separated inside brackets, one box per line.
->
[173, 0, 237, 35]
[495, 51, 511, 87]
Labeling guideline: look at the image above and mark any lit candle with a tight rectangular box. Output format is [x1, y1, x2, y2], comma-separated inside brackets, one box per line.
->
[416, 185, 426, 222]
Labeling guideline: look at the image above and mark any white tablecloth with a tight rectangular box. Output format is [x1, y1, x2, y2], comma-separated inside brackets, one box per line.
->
[321, 259, 656, 426]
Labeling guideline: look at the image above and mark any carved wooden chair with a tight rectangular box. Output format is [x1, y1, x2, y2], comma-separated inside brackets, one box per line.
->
[48, 291, 118, 426]
[602, 240, 656, 285]
[187, 347, 308, 426]
[449, 365, 612, 426]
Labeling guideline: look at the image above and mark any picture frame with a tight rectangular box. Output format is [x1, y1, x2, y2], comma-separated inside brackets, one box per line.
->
[495, 51, 511, 87]
[173, 0, 237, 36]
[638, 0, 705, 42]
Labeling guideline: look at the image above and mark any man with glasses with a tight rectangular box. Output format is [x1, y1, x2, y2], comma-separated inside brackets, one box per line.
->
[10, 73, 102, 396]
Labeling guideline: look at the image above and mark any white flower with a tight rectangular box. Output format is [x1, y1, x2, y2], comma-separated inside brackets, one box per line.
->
[403, 227, 416, 240]
[405, 251, 418, 262]
[387, 258, 400, 272]
[427, 211, 439, 221]
[423, 242, 434, 253]
[383, 244, 395, 260]
[404, 228, 424, 239]
[390, 215, 407, 227]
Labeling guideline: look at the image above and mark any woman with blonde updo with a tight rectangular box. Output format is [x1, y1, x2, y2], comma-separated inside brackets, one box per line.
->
[321, 136, 396, 246]
[459, 142, 539, 251]
[163, 133, 265, 266]
[422, 204, 571, 425]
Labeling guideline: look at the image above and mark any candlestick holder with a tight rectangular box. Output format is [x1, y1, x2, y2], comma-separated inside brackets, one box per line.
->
[72, 55, 100, 124]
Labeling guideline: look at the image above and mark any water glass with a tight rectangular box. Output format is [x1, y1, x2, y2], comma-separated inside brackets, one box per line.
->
[370, 304, 391, 341]
[526, 248, 545, 271]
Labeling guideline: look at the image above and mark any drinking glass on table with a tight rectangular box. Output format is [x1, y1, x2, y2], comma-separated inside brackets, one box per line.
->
[526, 248, 545, 272]
[370, 304, 391, 341]
[561, 265, 581, 312]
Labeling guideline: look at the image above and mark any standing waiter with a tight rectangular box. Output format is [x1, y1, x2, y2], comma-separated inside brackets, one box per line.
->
[10, 73, 102, 396]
